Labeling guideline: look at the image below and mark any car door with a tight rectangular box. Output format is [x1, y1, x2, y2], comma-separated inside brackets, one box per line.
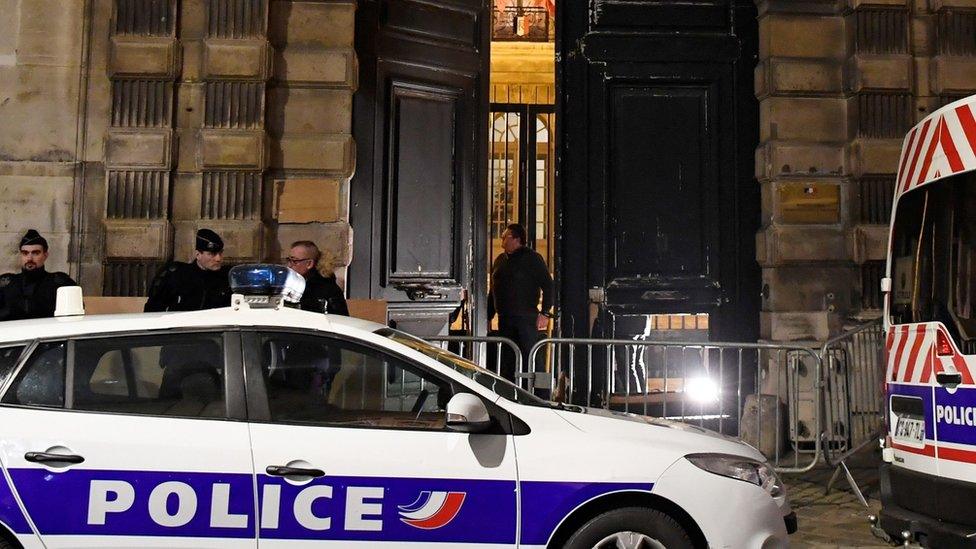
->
[243, 330, 519, 547]
[0, 331, 258, 549]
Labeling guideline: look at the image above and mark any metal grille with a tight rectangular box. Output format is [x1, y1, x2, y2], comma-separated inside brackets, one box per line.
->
[114, 0, 175, 36]
[861, 261, 885, 311]
[204, 81, 264, 129]
[857, 93, 913, 139]
[111, 80, 173, 128]
[207, 0, 267, 38]
[201, 171, 262, 220]
[854, 8, 909, 54]
[107, 171, 170, 219]
[858, 176, 895, 225]
[937, 9, 976, 56]
[103, 260, 164, 297]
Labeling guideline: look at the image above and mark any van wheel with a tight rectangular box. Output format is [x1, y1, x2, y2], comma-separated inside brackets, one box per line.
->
[0, 537, 17, 549]
[565, 507, 694, 549]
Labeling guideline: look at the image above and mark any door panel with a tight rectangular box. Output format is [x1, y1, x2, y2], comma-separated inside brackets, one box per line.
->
[0, 333, 256, 548]
[351, 0, 490, 337]
[243, 331, 518, 546]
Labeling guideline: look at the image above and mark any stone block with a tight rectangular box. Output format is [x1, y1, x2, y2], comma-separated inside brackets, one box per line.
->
[105, 129, 173, 170]
[275, 221, 351, 266]
[270, 0, 355, 48]
[0, 65, 80, 162]
[270, 134, 355, 174]
[267, 87, 351, 136]
[274, 179, 342, 223]
[181, 39, 204, 82]
[762, 265, 856, 312]
[848, 0, 910, 6]
[0, 175, 75, 234]
[757, 225, 850, 266]
[845, 54, 913, 93]
[0, 0, 18, 58]
[174, 220, 266, 260]
[756, 141, 849, 181]
[914, 56, 933, 98]
[739, 394, 788, 458]
[760, 97, 849, 142]
[848, 138, 902, 176]
[109, 36, 180, 78]
[759, 14, 847, 59]
[930, 56, 976, 94]
[274, 46, 356, 88]
[761, 311, 841, 341]
[176, 83, 205, 129]
[755, 58, 843, 98]
[203, 40, 273, 80]
[171, 173, 203, 221]
[175, 128, 201, 173]
[756, 0, 845, 16]
[911, 14, 935, 56]
[16, 0, 84, 67]
[180, 0, 208, 41]
[853, 224, 890, 263]
[930, 0, 976, 9]
[103, 220, 172, 258]
[200, 130, 267, 170]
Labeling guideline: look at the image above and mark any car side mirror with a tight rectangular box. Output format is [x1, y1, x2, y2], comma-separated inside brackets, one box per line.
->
[446, 393, 492, 433]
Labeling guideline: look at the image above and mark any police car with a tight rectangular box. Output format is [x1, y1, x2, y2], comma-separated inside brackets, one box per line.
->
[0, 265, 793, 548]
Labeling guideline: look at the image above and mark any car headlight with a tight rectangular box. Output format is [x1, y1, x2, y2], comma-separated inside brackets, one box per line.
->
[686, 453, 784, 497]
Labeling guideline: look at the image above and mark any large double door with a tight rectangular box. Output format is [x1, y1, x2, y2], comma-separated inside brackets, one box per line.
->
[350, 0, 492, 337]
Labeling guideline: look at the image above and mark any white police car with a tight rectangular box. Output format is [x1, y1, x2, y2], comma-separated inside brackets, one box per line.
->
[0, 266, 794, 548]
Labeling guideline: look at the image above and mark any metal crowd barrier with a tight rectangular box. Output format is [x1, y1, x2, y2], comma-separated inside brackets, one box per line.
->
[820, 318, 885, 504]
[423, 319, 885, 479]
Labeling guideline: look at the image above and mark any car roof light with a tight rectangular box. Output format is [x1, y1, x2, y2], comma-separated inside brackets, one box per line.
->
[229, 264, 306, 308]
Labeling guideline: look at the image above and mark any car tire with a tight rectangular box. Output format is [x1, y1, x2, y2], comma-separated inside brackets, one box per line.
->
[0, 537, 17, 549]
[564, 506, 695, 549]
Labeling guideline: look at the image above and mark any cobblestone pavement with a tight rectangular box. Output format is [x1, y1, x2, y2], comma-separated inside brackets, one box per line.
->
[784, 453, 891, 548]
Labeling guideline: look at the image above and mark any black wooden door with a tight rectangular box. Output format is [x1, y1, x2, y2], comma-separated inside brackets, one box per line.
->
[351, 0, 490, 337]
[559, 1, 760, 342]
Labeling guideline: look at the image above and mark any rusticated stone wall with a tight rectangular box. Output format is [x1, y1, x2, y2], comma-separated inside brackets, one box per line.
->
[756, 0, 976, 341]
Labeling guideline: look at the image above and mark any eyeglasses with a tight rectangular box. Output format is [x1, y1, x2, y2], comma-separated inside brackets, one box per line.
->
[286, 257, 313, 265]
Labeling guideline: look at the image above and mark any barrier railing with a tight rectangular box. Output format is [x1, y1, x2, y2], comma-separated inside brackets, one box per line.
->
[820, 318, 885, 504]
[423, 320, 885, 479]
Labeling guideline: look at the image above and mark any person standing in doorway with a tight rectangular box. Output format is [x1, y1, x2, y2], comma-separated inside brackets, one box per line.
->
[144, 228, 232, 312]
[286, 240, 349, 316]
[0, 230, 77, 320]
[488, 223, 554, 382]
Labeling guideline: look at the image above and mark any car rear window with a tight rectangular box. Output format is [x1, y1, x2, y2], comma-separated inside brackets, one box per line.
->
[0, 345, 26, 391]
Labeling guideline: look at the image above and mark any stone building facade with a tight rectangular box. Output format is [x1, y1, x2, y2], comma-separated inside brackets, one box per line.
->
[1, 0, 975, 341]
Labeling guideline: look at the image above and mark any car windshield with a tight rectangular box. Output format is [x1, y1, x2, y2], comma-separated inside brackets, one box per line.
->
[375, 328, 553, 408]
[890, 172, 976, 353]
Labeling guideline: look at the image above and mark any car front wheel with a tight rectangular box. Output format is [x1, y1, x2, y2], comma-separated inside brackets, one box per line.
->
[565, 507, 695, 549]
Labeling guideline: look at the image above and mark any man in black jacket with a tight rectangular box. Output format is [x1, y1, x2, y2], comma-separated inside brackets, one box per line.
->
[488, 223, 554, 381]
[0, 230, 77, 320]
[286, 240, 349, 316]
[144, 229, 232, 312]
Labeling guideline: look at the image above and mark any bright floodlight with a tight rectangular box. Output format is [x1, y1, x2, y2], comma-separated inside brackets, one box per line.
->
[685, 377, 720, 403]
[229, 264, 306, 305]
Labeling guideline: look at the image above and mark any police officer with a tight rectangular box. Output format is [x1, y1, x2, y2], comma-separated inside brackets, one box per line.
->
[286, 240, 349, 316]
[0, 230, 77, 321]
[144, 229, 231, 312]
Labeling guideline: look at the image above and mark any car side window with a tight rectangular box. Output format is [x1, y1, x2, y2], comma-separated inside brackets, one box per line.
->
[1, 342, 66, 408]
[258, 333, 453, 430]
[72, 333, 226, 419]
[0, 345, 26, 391]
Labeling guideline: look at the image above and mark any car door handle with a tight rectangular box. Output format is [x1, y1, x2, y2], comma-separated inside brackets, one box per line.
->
[266, 465, 325, 478]
[25, 451, 85, 465]
[937, 372, 963, 386]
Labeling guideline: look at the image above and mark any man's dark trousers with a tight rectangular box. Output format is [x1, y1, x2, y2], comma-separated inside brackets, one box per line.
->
[498, 314, 541, 384]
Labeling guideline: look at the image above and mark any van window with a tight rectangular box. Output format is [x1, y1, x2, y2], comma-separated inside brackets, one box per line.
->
[890, 172, 976, 353]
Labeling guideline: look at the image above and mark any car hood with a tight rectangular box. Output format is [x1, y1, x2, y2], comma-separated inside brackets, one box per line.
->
[551, 405, 767, 461]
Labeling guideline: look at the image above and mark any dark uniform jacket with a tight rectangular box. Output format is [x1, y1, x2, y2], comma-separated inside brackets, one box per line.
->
[299, 271, 349, 316]
[488, 246, 554, 319]
[144, 261, 231, 312]
[0, 268, 77, 321]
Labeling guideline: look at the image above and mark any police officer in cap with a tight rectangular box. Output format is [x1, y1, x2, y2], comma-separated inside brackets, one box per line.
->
[0, 230, 77, 321]
[144, 228, 232, 312]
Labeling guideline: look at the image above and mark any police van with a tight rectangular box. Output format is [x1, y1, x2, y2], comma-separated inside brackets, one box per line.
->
[876, 94, 976, 546]
[0, 265, 793, 548]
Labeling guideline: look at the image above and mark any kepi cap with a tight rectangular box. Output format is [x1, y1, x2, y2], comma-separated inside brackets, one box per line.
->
[195, 228, 224, 253]
[19, 229, 48, 250]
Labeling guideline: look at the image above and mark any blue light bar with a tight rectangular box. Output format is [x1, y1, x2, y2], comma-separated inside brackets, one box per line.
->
[229, 264, 306, 304]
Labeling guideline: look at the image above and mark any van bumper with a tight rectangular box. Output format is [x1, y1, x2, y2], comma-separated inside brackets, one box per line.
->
[879, 463, 976, 548]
